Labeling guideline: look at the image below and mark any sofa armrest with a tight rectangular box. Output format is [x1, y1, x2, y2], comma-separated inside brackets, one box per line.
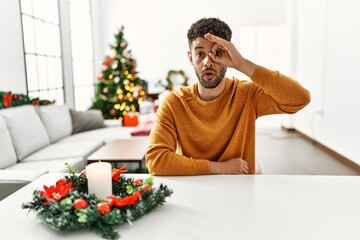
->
[0, 169, 48, 200]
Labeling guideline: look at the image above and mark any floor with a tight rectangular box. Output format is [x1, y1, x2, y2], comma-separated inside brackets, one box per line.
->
[256, 127, 360, 175]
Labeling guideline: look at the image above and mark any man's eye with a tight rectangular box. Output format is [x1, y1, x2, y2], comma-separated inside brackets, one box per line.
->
[216, 50, 222, 57]
[197, 52, 204, 57]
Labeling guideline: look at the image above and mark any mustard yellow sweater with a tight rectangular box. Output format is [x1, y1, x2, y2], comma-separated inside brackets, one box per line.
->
[146, 66, 310, 175]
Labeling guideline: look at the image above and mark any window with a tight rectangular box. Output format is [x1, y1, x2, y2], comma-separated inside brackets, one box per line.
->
[69, 0, 95, 110]
[20, 0, 64, 104]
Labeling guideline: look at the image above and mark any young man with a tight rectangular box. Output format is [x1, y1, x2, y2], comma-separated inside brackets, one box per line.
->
[146, 18, 310, 175]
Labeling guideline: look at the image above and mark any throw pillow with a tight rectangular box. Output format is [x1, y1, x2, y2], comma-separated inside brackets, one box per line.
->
[70, 109, 105, 134]
[38, 105, 72, 143]
[1, 105, 50, 160]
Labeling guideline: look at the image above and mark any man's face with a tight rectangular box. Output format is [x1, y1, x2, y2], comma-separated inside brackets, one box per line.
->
[188, 37, 227, 89]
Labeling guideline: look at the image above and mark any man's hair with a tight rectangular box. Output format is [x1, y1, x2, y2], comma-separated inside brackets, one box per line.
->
[187, 18, 232, 48]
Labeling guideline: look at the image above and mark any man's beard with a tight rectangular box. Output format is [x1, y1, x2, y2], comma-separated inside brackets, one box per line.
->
[195, 66, 227, 89]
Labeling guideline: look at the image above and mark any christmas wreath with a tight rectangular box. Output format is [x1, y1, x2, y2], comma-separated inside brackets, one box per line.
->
[22, 164, 173, 239]
[166, 70, 189, 87]
[157, 70, 189, 90]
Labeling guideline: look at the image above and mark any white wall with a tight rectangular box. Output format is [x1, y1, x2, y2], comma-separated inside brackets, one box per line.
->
[91, 0, 289, 91]
[0, 0, 27, 93]
[294, 0, 360, 164]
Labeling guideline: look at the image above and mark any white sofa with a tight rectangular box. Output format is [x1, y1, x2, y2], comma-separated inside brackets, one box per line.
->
[0, 104, 144, 200]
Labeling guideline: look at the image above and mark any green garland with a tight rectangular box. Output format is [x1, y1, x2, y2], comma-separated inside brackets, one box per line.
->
[0, 91, 54, 109]
[22, 164, 173, 239]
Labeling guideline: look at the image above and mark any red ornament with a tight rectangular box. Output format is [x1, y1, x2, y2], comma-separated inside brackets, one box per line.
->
[73, 199, 88, 210]
[31, 99, 39, 106]
[2, 93, 12, 107]
[142, 185, 152, 191]
[102, 57, 115, 67]
[97, 202, 111, 214]
[133, 179, 143, 185]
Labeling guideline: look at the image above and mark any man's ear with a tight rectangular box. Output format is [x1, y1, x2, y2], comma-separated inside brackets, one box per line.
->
[187, 51, 193, 66]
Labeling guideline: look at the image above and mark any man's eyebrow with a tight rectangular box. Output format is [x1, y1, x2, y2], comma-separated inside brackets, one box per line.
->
[194, 46, 204, 51]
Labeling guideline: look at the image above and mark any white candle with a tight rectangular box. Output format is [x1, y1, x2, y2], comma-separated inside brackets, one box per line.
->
[86, 162, 112, 200]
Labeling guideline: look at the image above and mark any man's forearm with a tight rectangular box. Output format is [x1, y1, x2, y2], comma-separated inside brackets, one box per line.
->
[235, 58, 257, 78]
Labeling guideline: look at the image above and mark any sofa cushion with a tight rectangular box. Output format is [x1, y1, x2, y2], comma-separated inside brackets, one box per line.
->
[1, 105, 50, 160]
[38, 105, 72, 143]
[0, 116, 17, 168]
[70, 109, 105, 134]
[6, 157, 86, 173]
[22, 140, 104, 161]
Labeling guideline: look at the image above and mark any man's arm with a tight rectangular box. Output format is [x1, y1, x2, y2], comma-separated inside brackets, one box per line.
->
[205, 32, 310, 116]
[146, 94, 210, 176]
[146, 93, 249, 176]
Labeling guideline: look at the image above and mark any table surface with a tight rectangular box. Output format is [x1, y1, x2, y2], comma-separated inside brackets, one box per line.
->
[87, 138, 149, 161]
[1, 174, 360, 240]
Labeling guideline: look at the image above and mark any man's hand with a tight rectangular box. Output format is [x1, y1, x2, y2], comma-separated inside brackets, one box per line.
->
[210, 157, 249, 174]
[204, 33, 257, 78]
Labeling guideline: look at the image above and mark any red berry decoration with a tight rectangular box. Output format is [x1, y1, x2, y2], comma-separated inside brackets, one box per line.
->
[97, 202, 111, 214]
[72, 199, 88, 210]
[142, 185, 152, 191]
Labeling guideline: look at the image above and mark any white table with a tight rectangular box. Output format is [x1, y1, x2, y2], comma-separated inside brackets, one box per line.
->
[0, 174, 360, 240]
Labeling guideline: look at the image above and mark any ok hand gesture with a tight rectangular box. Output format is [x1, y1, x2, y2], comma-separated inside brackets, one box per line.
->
[204, 33, 256, 77]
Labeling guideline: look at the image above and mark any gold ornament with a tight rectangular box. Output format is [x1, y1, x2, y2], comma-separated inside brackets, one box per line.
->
[116, 88, 123, 94]
[114, 104, 120, 110]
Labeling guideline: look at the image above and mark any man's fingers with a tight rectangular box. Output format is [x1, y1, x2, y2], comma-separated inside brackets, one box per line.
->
[242, 160, 248, 173]
[204, 33, 231, 49]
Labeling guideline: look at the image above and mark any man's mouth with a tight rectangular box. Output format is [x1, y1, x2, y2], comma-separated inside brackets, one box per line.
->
[202, 69, 216, 79]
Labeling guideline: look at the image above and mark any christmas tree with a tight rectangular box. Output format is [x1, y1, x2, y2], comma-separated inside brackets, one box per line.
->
[90, 26, 146, 121]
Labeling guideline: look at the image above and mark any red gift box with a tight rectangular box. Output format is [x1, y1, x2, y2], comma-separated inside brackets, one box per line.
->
[124, 112, 139, 126]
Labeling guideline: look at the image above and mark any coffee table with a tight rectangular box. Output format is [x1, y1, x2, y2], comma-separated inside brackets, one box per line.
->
[87, 138, 149, 169]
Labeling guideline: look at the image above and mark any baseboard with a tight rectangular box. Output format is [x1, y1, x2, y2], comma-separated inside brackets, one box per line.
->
[281, 126, 360, 173]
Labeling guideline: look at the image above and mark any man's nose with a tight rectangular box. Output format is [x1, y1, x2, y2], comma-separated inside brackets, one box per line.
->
[204, 54, 213, 67]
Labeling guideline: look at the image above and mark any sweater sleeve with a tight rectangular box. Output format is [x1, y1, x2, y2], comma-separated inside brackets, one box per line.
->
[250, 65, 311, 117]
[145, 93, 211, 176]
